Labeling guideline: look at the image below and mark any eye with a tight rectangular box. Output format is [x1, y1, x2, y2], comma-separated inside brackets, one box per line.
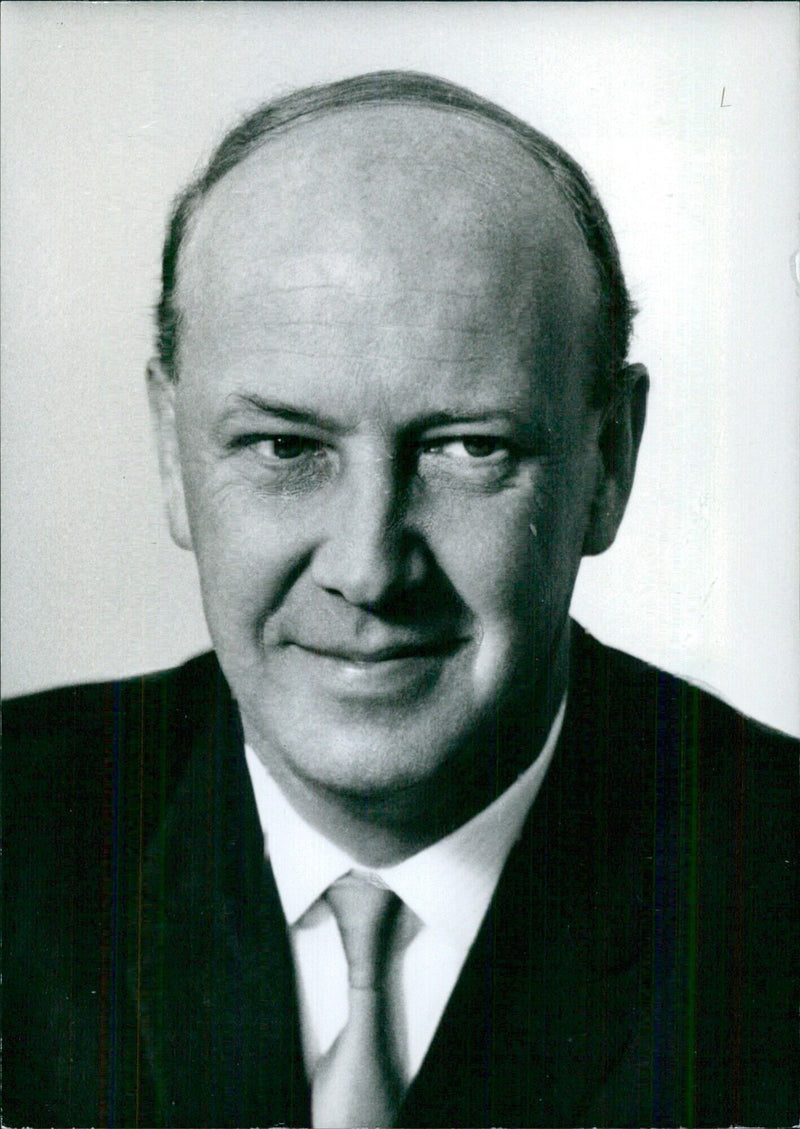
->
[459, 437, 506, 459]
[249, 435, 325, 461]
[422, 436, 510, 461]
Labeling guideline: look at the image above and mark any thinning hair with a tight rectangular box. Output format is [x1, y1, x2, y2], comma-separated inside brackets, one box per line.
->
[156, 71, 636, 403]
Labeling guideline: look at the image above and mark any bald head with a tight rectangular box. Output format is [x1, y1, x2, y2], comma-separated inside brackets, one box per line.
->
[175, 103, 602, 406]
[156, 72, 635, 404]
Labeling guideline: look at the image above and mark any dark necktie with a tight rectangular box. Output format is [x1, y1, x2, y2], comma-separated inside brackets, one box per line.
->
[311, 871, 403, 1128]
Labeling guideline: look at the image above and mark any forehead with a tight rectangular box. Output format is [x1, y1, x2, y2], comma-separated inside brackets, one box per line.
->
[175, 104, 598, 399]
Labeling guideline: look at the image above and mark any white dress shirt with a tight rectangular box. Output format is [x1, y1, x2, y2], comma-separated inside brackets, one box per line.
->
[244, 695, 565, 1090]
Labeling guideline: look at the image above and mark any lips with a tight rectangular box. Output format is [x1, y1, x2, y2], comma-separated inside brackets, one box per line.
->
[276, 635, 468, 700]
[290, 638, 463, 663]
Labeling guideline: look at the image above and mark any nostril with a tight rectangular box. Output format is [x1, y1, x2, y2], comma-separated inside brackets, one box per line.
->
[311, 527, 428, 609]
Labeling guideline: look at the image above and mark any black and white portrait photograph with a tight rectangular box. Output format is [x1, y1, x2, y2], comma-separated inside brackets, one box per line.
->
[2, 3, 798, 1126]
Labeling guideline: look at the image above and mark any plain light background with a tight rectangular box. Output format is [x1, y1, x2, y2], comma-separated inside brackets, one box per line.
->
[2, 1, 798, 735]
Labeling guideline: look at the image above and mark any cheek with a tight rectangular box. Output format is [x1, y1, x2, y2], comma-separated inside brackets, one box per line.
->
[431, 507, 539, 707]
[430, 499, 537, 625]
[431, 471, 591, 636]
[183, 476, 299, 640]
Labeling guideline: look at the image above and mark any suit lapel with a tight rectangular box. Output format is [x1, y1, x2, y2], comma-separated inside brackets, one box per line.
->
[400, 624, 656, 1127]
[133, 663, 310, 1127]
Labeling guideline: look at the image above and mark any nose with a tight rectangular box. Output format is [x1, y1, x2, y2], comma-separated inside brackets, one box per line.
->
[310, 450, 427, 608]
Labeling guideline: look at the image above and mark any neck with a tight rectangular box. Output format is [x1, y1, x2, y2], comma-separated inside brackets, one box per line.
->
[246, 626, 571, 868]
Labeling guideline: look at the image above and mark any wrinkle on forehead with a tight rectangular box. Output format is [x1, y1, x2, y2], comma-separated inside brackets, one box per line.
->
[175, 104, 600, 392]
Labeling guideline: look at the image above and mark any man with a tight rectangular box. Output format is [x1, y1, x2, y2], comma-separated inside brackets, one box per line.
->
[3, 72, 797, 1128]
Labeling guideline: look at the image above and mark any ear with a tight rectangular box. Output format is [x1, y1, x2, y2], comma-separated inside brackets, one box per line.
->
[582, 363, 649, 557]
[146, 359, 193, 551]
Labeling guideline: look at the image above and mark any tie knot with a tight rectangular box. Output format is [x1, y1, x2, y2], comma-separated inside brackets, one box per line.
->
[325, 872, 401, 989]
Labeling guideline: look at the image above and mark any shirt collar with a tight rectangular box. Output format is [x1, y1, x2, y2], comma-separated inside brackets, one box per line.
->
[245, 695, 566, 951]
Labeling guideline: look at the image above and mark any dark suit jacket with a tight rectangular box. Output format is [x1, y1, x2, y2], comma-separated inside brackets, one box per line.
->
[3, 623, 798, 1127]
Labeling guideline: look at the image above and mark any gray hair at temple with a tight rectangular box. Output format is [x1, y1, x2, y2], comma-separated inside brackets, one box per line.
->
[155, 71, 637, 406]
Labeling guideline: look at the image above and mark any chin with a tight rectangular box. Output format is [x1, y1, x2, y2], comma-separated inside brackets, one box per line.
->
[263, 702, 476, 800]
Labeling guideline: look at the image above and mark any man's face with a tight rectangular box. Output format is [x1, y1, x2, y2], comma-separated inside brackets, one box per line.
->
[152, 107, 621, 809]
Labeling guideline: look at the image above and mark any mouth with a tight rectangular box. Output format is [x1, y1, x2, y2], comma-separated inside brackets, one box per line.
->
[294, 638, 464, 664]
[280, 637, 468, 699]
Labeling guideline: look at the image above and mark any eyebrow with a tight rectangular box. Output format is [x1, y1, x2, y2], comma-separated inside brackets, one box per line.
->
[409, 409, 520, 430]
[222, 392, 548, 439]
[222, 393, 346, 433]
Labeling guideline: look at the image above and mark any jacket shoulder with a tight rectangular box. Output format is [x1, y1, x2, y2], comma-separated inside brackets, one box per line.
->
[2, 650, 227, 909]
[572, 621, 798, 758]
[3, 650, 221, 740]
[2, 652, 232, 1126]
[570, 623, 798, 1123]
[569, 621, 798, 941]
[3, 652, 221, 783]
